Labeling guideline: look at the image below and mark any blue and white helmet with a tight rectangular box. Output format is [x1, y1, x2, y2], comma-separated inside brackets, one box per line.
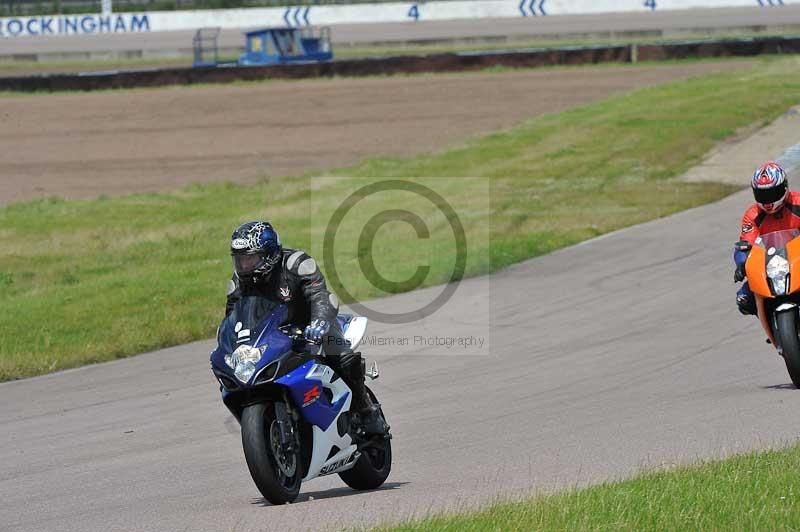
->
[230, 221, 282, 283]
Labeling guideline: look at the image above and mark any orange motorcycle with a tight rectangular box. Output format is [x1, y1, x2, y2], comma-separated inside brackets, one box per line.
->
[745, 228, 800, 387]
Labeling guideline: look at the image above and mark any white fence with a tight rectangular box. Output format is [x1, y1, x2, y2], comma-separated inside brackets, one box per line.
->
[0, 0, 793, 38]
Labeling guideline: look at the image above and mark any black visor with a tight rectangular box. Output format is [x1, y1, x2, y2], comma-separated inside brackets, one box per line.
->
[753, 181, 787, 205]
[233, 254, 266, 276]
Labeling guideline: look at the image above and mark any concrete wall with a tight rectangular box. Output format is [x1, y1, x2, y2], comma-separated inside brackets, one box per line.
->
[0, 0, 794, 39]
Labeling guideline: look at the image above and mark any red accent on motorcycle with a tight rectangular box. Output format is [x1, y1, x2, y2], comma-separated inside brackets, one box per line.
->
[303, 385, 321, 407]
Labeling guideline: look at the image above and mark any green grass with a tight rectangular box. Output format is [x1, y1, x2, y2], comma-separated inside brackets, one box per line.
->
[0, 56, 191, 76]
[335, 32, 800, 60]
[380, 443, 800, 531]
[4, 57, 800, 380]
[0, 55, 754, 99]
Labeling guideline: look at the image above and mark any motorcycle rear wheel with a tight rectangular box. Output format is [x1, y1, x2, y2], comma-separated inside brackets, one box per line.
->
[775, 310, 800, 388]
[338, 387, 392, 490]
[241, 402, 302, 504]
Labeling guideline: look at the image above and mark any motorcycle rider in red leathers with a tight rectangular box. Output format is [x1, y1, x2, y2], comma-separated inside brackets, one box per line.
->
[735, 161, 800, 315]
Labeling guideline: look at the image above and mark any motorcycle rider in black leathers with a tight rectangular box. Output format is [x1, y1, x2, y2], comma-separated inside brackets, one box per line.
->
[225, 221, 388, 436]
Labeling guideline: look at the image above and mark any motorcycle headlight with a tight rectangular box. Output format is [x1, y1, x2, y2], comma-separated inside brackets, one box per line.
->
[234, 361, 257, 383]
[225, 345, 266, 383]
[767, 255, 790, 295]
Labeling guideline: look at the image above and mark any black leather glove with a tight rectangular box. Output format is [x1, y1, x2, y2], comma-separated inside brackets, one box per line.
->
[737, 292, 756, 315]
[733, 241, 751, 283]
[734, 263, 746, 283]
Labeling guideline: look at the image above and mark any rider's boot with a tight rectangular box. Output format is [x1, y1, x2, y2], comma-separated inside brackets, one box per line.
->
[340, 354, 389, 436]
[737, 282, 758, 316]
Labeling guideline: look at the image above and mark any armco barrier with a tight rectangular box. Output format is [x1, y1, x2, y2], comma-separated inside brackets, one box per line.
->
[0, 36, 797, 92]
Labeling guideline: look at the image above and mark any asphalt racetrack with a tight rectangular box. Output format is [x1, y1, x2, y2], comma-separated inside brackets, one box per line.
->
[5, 5, 800, 55]
[2, 6, 799, 531]
[1, 186, 798, 531]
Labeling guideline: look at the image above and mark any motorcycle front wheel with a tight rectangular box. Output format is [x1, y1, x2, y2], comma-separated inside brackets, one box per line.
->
[241, 402, 302, 504]
[775, 310, 800, 388]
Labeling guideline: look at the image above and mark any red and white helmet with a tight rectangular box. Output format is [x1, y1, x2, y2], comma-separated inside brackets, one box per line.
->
[752, 161, 788, 214]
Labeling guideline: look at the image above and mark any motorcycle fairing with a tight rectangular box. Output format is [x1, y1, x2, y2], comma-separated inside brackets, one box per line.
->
[277, 362, 357, 480]
[341, 316, 368, 349]
[787, 237, 800, 293]
[747, 229, 800, 297]
[746, 245, 771, 297]
[213, 297, 291, 374]
[276, 361, 349, 431]
[211, 296, 364, 481]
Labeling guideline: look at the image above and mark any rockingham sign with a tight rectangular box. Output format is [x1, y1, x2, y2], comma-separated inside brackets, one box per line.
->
[0, 0, 792, 38]
[0, 14, 149, 37]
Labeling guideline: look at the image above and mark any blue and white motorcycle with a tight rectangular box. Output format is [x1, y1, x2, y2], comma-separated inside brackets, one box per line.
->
[210, 296, 392, 504]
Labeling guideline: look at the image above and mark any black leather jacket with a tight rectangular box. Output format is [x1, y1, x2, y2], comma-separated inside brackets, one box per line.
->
[225, 248, 339, 327]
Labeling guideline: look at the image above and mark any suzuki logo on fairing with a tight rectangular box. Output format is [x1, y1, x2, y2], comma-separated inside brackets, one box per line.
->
[303, 385, 320, 407]
[319, 453, 358, 475]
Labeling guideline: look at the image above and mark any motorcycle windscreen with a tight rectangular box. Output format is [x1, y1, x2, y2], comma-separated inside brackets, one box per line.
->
[230, 296, 282, 328]
[755, 229, 800, 250]
[221, 297, 289, 349]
